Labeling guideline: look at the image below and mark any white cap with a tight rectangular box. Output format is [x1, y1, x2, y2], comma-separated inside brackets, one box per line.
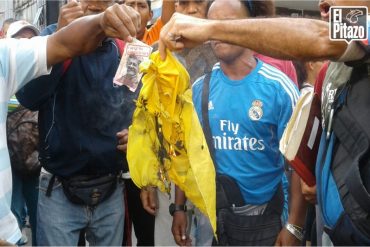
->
[6, 20, 40, 38]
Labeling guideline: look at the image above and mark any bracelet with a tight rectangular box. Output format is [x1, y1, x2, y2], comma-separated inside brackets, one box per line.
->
[285, 223, 304, 241]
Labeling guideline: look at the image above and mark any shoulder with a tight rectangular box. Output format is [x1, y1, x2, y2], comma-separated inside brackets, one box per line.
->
[256, 61, 299, 105]
[149, 18, 163, 31]
[192, 63, 221, 89]
[257, 62, 298, 91]
[255, 54, 298, 84]
[192, 74, 206, 91]
[256, 54, 291, 71]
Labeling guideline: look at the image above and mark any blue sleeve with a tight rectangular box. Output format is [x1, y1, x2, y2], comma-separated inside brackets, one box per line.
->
[16, 24, 64, 111]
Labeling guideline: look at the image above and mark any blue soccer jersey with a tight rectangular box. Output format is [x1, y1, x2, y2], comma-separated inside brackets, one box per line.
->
[192, 59, 299, 205]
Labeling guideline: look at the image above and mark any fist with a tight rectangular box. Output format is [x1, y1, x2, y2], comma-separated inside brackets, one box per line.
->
[100, 4, 140, 42]
[300, 178, 317, 204]
[117, 129, 129, 153]
[57, 0, 84, 31]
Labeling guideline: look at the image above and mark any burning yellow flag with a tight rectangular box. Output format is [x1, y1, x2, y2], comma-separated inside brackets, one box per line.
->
[127, 50, 216, 234]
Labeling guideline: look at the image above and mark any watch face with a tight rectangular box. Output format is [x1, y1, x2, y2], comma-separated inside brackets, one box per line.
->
[169, 203, 176, 216]
[169, 203, 186, 216]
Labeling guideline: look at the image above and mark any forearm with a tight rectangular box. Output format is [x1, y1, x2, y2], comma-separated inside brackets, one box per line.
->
[287, 171, 308, 227]
[210, 18, 348, 61]
[175, 185, 187, 205]
[47, 14, 105, 67]
[161, 0, 176, 24]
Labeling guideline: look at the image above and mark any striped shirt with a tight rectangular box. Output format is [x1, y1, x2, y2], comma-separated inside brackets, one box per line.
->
[0, 36, 49, 243]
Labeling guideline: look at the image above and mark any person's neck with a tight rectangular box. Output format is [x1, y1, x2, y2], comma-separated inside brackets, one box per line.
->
[220, 52, 257, 81]
[305, 75, 316, 86]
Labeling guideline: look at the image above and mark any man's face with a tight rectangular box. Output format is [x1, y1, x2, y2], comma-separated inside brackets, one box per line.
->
[319, 0, 370, 21]
[125, 0, 152, 39]
[13, 28, 37, 39]
[127, 56, 140, 76]
[80, 0, 115, 16]
[176, 0, 209, 18]
[208, 0, 249, 63]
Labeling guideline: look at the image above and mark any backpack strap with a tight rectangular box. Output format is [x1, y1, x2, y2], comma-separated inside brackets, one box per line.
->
[332, 105, 370, 213]
[216, 174, 247, 208]
[264, 184, 284, 215]
[201, 72, 216, 162]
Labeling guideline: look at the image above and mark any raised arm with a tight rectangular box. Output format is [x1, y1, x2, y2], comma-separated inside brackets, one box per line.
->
[161, 0, 176, 25]
[46, 3, 140, 67]
[159, 13, 348, 61]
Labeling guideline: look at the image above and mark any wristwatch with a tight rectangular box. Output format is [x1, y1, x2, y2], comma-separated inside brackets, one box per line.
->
[169, 203, 187, 216]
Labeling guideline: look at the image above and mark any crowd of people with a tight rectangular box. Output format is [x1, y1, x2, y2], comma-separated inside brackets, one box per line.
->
[0, 0, 370, 246]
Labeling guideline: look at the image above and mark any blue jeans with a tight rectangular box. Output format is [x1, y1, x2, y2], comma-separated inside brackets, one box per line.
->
[11, 169, 39, 245]
[191, 207, 213, 246]
[37, 172, 124, 246]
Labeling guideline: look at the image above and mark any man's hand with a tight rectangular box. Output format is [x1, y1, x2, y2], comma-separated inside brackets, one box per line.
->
[172, 211, 192, 246]
[159, 13, 213, 60]
[300, 178, 317, 204]
[274, 227, 301, 246]
[100, 3, 140, 42]
[140, 187, 158, 215]
[47, 3, 140, 67]
[117, 129, 129, 153]
[57, 0, 84, 31]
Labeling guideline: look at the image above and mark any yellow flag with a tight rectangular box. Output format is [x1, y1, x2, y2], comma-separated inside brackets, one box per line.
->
[127, 50, 216, 234]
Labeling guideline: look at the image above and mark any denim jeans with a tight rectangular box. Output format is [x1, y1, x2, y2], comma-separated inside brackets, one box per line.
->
[11, 169, 39, 245]
[191, 207, 213, 246]
[37, 172, 124, 246]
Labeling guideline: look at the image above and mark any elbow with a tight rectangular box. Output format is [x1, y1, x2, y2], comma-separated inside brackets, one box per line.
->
[319, 40, 347, 61]
[314, 24, 348, 61]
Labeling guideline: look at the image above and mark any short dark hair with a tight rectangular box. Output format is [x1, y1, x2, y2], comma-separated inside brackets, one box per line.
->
[293, 60, 308, 90]
[206, 0, 214, 15]
[120, 0, 151, 11]
[177, 0, 213, 15]
[241, 0, 275, 17]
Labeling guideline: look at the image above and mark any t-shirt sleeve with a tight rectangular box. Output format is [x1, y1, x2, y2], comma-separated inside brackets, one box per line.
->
[277, 78, 300, 141]
[1, 36, 51, 98]
[255, 54, 298, 86]
[143, 18, 164, 46]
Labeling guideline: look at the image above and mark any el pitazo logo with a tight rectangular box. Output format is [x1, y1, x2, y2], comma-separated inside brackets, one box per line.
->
[330, 7, 368, 43]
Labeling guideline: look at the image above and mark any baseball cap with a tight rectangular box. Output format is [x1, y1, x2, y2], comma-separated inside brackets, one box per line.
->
[6, 20, 40, 38]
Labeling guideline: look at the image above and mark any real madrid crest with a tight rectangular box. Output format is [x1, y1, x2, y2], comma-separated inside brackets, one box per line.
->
[249, 100, 263, 121]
